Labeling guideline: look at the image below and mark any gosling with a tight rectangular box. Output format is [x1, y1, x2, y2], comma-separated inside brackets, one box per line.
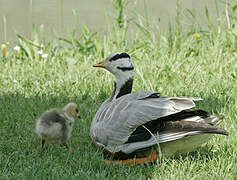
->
[35, 103, 81, 148]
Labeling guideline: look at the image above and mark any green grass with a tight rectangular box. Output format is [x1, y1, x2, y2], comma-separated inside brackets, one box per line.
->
[0, 2, 237, 179]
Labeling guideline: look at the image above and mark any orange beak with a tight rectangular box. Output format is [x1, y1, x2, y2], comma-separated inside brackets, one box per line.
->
[93, 61, 105, 68]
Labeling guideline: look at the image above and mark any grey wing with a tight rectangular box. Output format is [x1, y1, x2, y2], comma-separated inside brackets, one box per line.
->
[107, 91, 227, 154]
[91, 90, 202, 152]
[38, 109, 66, 127]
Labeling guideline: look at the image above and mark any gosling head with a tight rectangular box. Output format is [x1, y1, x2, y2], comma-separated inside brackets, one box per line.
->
[63, 103, 81, 119]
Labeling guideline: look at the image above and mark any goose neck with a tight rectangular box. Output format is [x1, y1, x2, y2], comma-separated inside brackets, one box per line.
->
[112, 77, 133, 100]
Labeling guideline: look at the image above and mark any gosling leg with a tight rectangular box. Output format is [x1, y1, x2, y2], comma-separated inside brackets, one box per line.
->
[41, 139, 46, 148]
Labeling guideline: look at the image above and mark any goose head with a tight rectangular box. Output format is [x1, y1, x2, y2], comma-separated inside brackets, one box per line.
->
[93, 52, 134, 99]
[93, 52, 134, 79]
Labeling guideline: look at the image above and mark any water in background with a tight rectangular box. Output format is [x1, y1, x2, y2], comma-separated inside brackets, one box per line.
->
[0, 0, 225, 42]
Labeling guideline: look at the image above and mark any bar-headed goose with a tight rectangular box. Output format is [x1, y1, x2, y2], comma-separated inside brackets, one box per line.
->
[91, 52, 228, 165]
[35, 103, 81, 148]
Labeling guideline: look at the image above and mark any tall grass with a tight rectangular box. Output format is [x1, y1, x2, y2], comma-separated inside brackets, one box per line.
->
[0, 1, 236, 179]
[3, 15, 7, 42]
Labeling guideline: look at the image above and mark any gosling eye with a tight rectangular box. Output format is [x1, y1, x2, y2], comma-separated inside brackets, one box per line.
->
[75, 108, 79, 113]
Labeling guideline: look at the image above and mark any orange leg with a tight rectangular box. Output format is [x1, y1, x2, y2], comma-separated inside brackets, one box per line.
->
[105, 151, 157, 165]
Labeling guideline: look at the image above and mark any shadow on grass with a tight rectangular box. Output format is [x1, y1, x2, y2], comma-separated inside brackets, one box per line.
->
[194, 93, 234, 114]
[0, 92, 120, 178]
[0, 92, 96, 153]
[0, 91, 231, 178]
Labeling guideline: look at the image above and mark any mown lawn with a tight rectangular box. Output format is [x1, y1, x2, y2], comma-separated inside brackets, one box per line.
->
[0, 2, 236, 179]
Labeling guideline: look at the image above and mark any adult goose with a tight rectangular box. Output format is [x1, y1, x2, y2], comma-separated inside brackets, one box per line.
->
[90, 52, 228, 165]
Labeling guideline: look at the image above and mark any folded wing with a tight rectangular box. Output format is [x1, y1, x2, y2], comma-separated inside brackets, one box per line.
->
[90, 90, 228, 154]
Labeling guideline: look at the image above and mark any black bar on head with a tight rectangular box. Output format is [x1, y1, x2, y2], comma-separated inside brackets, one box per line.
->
[117, 66, 134, 71]
[109, 53, 130, 61]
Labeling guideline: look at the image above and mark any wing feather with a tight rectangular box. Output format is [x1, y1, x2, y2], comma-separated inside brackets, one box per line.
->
[90, 90, 203, 152]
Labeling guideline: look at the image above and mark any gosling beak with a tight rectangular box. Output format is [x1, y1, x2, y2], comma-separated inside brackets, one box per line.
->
[77, 114, 81, 119]
[93, 61, 105, 68]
